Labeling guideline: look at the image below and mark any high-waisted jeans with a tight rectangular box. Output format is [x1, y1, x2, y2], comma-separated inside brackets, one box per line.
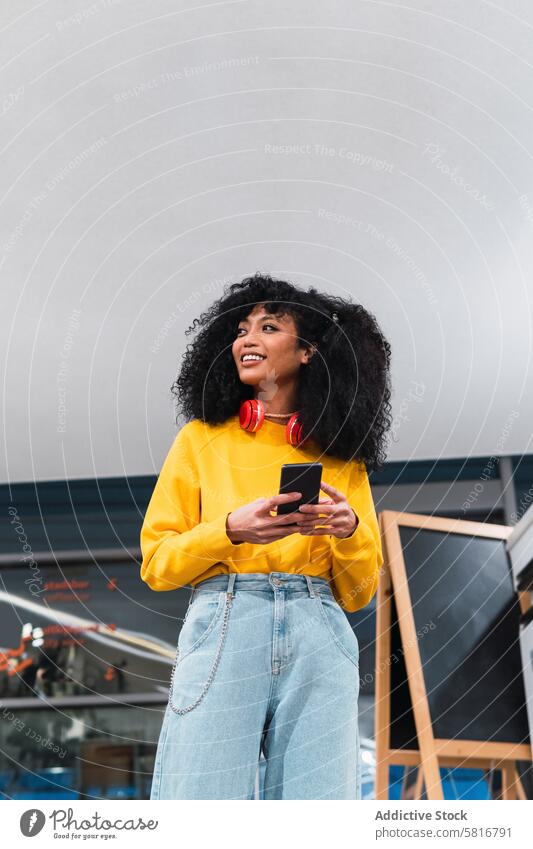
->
[150, 571, 361, 800]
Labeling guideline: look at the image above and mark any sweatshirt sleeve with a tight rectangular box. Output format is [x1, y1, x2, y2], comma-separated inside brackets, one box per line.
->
[329, 460, 383, 613]
[139, 424, 243, 591]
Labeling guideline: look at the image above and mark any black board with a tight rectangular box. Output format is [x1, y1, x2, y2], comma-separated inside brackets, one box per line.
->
[390, 525, 530, 750]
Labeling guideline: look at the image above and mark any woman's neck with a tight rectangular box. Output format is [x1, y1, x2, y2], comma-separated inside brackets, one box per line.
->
[254, 393, 298, 419]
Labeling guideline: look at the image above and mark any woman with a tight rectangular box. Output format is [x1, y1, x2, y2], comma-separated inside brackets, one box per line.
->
[140, 272, 392, 800]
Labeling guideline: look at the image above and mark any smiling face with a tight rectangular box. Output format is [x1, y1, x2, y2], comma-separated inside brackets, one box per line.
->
[232, 303, 315, 392]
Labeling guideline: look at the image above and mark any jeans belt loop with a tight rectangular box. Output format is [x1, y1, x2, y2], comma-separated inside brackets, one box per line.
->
[304, 574, 316, 598]
[227, 572, 237, 599]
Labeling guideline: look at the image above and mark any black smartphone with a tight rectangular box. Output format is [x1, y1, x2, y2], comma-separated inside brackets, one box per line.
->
[276, 462, 323, 515]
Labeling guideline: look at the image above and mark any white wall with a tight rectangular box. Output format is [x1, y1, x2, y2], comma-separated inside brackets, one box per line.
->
[1, 0, 532, 483]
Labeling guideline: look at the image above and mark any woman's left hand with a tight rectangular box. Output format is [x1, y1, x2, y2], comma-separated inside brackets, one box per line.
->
[296, 481, 359, 538]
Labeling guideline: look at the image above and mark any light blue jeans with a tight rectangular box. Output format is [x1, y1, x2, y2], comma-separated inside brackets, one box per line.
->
[150, 571, 361, 800]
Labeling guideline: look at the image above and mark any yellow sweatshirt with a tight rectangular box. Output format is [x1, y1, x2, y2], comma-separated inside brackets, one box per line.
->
[139, 414, 382, 612]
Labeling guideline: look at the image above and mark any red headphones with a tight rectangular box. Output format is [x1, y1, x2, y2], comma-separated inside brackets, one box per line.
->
[239, 399, 308, 447]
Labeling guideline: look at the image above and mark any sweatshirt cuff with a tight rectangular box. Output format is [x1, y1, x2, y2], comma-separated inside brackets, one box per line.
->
[198, 511, 244, 560]
[330, 513, 374, 557]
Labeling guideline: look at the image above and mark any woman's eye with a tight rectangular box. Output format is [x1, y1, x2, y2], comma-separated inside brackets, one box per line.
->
[237, 324, 277, 334]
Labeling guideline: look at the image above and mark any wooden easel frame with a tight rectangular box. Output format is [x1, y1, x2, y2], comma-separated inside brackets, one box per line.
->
[375, 510, 532, 800]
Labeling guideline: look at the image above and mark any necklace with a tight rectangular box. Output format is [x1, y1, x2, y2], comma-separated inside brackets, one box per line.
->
[263, 410, 298, 419]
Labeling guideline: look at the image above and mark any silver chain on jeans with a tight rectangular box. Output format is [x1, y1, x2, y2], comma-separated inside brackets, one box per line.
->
[168, 589, 234, 715]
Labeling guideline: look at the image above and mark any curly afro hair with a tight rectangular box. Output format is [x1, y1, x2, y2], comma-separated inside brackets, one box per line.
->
[171, 273, 392, 472]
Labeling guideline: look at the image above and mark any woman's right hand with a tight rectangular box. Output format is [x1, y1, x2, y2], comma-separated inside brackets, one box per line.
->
[226, 492, 307, 544]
